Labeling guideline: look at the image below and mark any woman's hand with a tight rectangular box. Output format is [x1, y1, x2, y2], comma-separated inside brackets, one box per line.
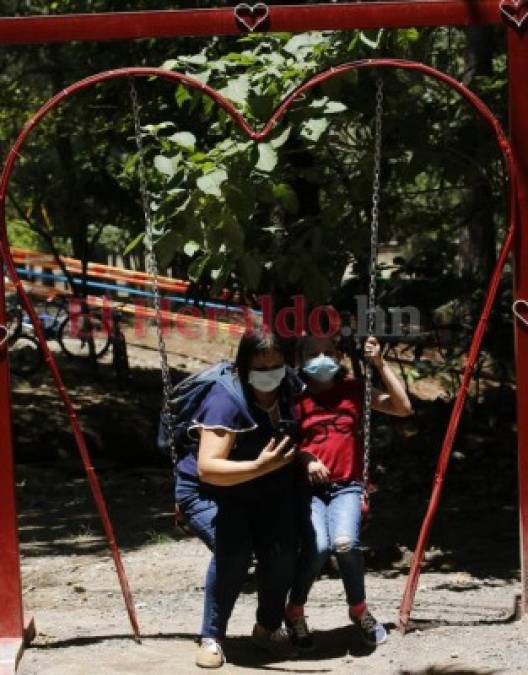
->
[306, 459, 330, 485]
[198, 428, 295, 486]
[364, 336, 383, 368]
[256, 436, 296, 473]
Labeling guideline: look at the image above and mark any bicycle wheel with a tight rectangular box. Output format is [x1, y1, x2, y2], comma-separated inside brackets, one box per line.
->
[58, 308, 111, 359]
[8, 335, 44, 376]
[6, 305, 23, 343]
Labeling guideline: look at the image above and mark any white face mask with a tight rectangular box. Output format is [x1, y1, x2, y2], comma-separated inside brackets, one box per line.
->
[248, 366, 286, 393]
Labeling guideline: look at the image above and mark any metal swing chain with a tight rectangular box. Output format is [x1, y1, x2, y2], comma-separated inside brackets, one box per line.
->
[129, 77, 176, 459]
[362, 76, 384, 499]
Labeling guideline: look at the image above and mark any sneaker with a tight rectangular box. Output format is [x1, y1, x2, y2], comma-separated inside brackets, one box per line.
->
[195, 637, 225, 668]
[251, 623, 298, 659]
[286, 616, 315, 651]
[351, 609, 387, 646]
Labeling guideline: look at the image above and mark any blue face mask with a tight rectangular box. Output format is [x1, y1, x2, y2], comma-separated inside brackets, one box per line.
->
[302, 354, 340, 383]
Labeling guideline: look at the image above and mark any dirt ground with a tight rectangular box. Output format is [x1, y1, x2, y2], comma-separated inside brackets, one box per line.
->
[9, 326, 528, 674]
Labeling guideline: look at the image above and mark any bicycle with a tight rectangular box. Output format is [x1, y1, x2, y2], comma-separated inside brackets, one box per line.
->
[51, 296, 111, 360]
[5, 294, 43, 376]
[14, 295, 111, 358]
[5, 294, 112, 375]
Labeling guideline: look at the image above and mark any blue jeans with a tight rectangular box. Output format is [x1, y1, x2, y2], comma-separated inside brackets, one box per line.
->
[176, 472, 297, 639]
[212, 494, 297, 638]
[175, 472, 218, 638]
[289, 481, 365, 607]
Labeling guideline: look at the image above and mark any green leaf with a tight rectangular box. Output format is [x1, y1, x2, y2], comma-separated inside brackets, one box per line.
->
[272, 183, 299, 214]
[210, 260, 234, 295]
[284, 33, 325, 56]
[248, 94, 275, 120]
[310, 97, 329, 109]
[397, 28, 420, 44]
[122, 153, 138, 176]
[203, 95, 215, 116]
[218, 75, 250, 105]
[188, 70, 211, 85]
[300, 118, 329, 142]
[167, 131, 196, 151]
[154, 228, 182, 269]
[175, 84, 192, 108]
[347, 32, 360, 52]
[225, 181, 256, 221]
[197, 169, 228, 197]
[142, 121, 175, 135]
[179, 53, 207, 65]
[325, 101, 347, 114]
[188, 254, 211, 282]
[270, 126, 291, 149]
[220, 211, 245, 251]
[183, 240, 201, 257]
[256, 143, 278, 172]
[189, 152, 208, 163]
[154, 154, 180, 178]
[161, 59, 178, 70]
[123, 231, 144, 256]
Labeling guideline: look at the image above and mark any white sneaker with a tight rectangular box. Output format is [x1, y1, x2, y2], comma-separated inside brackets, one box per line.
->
[251, 623, 298, 658]
[195, 637, 225, 668]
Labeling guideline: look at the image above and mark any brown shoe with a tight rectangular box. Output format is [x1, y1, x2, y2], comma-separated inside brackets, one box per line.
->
[251, 623, 298, 659]
[195, 638, 225, 668]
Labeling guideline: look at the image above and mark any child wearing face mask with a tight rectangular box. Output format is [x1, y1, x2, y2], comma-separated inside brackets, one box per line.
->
[285, 333, 412, 650]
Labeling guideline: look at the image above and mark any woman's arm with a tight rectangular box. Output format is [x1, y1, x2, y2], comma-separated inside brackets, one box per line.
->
[197, 427, 295, 487]
[364, 337, 413, 417]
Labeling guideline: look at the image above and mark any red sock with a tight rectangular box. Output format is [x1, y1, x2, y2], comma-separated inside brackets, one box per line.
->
[349, 601, 367, 618]
[286, 603, 305, 621]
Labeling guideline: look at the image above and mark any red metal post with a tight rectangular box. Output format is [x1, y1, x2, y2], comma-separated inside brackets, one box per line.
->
[0, 1, 501, 45]
[0, 271, 25, 670]
[508, 25, 528, 616]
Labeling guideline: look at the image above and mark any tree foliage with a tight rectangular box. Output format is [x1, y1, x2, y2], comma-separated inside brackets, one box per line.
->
[0, 4, 509, 347]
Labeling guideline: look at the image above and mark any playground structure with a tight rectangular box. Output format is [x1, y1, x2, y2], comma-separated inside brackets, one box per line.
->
[0, 3, 527, 673]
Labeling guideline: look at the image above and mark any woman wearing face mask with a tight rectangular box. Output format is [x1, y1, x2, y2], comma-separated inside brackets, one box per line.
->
[178, 327, 302, 668]
[285, 333, 412, 651]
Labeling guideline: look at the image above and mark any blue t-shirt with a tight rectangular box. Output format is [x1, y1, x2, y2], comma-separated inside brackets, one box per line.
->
[177, 380, 297, 500]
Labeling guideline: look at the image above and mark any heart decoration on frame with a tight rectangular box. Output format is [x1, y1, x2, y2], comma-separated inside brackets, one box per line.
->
[234, 3, 270, 33]
[500, 0, 528, 30]
[512, 299, 528, 327]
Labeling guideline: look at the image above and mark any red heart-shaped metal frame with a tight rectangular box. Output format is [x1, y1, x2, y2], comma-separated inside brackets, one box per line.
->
[513, 299, 528, 327]
[500, 0, 528, 29]
[234, 3, 270, 32]
[0, 60, 520, 643]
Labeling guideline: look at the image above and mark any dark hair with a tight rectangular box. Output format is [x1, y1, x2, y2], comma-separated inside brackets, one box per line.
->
[234, 327, 285, 385]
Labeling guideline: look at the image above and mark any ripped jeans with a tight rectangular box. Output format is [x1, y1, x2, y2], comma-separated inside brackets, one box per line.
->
[289, 481, 365, 607]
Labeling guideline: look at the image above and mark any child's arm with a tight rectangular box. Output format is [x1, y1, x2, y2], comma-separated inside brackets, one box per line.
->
[364, 336, 413, 417]
[298, 451, 331, 484]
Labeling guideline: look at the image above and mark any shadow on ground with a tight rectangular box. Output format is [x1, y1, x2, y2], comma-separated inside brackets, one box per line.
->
[11, 352, 520, 581]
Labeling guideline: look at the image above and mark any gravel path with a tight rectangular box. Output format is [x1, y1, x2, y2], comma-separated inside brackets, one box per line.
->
[17, 534, 526, 675]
